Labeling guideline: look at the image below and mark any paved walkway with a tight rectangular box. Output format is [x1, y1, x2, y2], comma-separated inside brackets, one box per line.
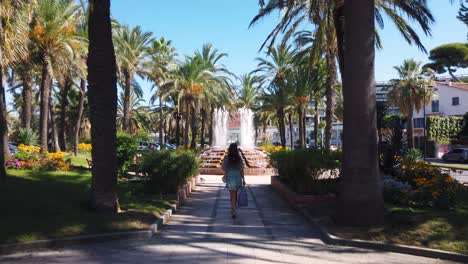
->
[0, 176, 458, 263]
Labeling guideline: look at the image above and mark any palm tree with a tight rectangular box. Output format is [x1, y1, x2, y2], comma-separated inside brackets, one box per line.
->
[0, 0, 8, 182]
[195, 44, 232, 147]
[73, 0, 89, 155]
[113, 24, 153, 132]
[387, 59, 434, 149]
[285, 66, 312, 148]
[254, 44, 296, 148]
[87, 0, 119, 213]
[117, 91, 151, 134]
[145, 37, 176, 145]
[338, 0, 384, 226]
[30, 0, 81, 151]
[4, 1, 33, 129]
[252, 0, 434, 77]
[237, 74, 260, 110]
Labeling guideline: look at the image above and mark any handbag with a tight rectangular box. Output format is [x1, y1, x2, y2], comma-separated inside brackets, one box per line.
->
[237, 187, 248, 207]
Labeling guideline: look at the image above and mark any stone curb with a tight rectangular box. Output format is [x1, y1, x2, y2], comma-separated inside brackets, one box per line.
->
[298, 207, 468, 263]
[0, 176, 199, 256]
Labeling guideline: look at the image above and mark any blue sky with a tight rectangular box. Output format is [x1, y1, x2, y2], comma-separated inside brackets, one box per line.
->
[110, 0, 467, 103]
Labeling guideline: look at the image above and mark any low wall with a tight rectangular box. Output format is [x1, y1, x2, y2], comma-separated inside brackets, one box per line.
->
[200, 167, 276, 175]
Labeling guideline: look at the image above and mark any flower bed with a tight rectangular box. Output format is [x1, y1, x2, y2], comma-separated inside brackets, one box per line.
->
[6, 144, 71, 171]
[385, 160, 463, 209]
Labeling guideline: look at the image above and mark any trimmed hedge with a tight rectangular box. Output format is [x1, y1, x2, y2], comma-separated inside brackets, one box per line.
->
[269, 149, 341, 195]
[140, 150, 199, 194]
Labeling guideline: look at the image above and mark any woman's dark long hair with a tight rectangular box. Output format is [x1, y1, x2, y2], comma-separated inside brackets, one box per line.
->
[227, 143, 242, 166]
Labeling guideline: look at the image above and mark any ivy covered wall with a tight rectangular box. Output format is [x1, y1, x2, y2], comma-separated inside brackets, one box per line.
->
[426, 116, 463, 144]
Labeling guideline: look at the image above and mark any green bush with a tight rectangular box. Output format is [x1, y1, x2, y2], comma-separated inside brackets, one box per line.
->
[270, 149, 341, 194]
[140, 150, 200, 194]
[12, 128, 39, 146]
[403, 148, 422, 163]
[134, 131, 151, 142]
[117, 131, 138, 175]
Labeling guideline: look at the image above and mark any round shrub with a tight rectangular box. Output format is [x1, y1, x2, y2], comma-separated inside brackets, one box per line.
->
[140, 150, 199, 194]
[117, 131, 138, 175]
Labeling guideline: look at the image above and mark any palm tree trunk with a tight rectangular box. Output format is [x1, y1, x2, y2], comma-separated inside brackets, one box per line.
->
[0, 1, 8, 182]
[88, 0, 120, 213]
[288, 113, 294, 148]
[314, 101, 319, 147]
[200, 107, 206, 147]
[122, 72, 131, 131]
[302, 112, 307, 146]
[407, 109, 415, 149]
[21, 72, 33, 129]
[334, 3, 345, 78]
[49, 99, 61, 152]
[184, 99, 190, 149]
[74, 79, 86, 155]
[209, 106, 214, 146]
[59, 77, 71, 151]
[39, 53, 51, 151]
[277, 108, 286, 148]
[159, 96, 164, 145]
[338, 0, 384, 226]
[175, 112, 181, 146]
[190, 104, 198, 149]
[298, 107, 304, 148]
[325, 12, 337, 152]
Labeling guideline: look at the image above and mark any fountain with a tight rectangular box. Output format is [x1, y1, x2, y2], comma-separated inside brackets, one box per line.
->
[199, 108, 275, 175]
[239, 107, 255, 148]
[213, 108, 229, 147]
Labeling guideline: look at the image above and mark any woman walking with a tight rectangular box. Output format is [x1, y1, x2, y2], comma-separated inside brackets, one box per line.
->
[222, 143, 246, 219]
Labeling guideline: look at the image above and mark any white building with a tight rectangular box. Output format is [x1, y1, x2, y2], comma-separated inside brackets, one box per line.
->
[413, 81, 468, 133]
[411, 81, 468, 157]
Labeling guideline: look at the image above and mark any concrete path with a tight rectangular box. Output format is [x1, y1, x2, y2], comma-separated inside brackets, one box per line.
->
[0, 175, 458, 264]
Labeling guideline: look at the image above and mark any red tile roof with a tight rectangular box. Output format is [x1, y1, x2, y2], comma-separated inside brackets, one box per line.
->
[436, 81, 468, 91]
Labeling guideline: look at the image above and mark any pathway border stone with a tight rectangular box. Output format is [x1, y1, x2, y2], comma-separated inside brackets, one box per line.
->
[0, 175, 200, 256]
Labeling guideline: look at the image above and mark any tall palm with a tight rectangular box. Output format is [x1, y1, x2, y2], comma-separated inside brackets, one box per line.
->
[145, 37, 176, 145]
[117, 91, 151, 134]
[3, 1, 32, 129]
[253, 44, 296, 148]
[30, 0, 81, 151]
[387, 59, 434, 148]
[0, 0, 8, 182]
[114, 24, 153, 131]
[252, 0, 434, 77]
[171, 56, 221, 148]
[237, 74, 259, 110]
[285, 66, 312, 148]
[73, 1, 89, 155]
[87, 0, 119, 213]
[338, 0, 384, 226]
[195, 44, 232, 147]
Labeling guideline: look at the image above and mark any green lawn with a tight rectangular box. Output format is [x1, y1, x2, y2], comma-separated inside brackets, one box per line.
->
[63, 153, 91, 168]
[428, 162, 468, 170]
[317, 191, 468, 255]
[0, 167, 173, 244]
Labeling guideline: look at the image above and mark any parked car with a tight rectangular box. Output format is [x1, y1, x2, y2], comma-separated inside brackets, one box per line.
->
[8, 143, 18, 154]
[442, 148, 468, 163]
[163, 143, 176, 150]
[137, 141, 160, 151]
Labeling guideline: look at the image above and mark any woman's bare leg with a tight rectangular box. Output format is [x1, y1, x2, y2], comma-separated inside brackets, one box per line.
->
[230, 191, 237, 217]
